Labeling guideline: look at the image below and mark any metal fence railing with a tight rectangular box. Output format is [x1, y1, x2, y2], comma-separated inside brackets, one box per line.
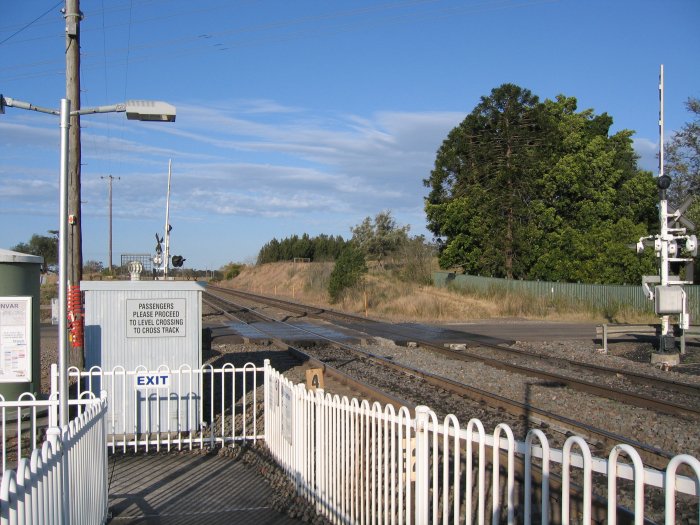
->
[5, 360, 699, 523]
[0, 393, 57, 474]
[264, 362, 700, 525]
[433, 271, 700, 319]
[61, 362, 264, 452]
[0, 394, 108, 524]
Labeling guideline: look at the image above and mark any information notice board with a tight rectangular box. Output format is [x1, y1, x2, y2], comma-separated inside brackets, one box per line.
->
[126, 298, 187, 338]
[0, 296, 32, 383]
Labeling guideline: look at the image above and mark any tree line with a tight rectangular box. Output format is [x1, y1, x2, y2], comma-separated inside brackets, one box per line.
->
[256, 233, 348, 264]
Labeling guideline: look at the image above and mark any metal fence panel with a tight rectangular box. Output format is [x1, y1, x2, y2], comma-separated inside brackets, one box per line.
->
[263, 363, 700, 525]
[61, 362, 264, 453]
[0, 396, 108, 524]
[434, 271, 700, 319]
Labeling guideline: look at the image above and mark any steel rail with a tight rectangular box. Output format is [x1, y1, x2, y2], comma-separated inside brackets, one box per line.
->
[203, 290, 676, 470]
[419, 341, 700, 418]
[208, 285, 700, 418]
[203, 295, 411, 409]
[203, 290, 651, 524]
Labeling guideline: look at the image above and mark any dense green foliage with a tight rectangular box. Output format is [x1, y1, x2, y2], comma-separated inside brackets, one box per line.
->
[424, 84, 657, 284]
[12, 231, 58, 272]
[350, 211, 435, 283]
[257, 234, 348, 264]
[328, 244, 367, 303]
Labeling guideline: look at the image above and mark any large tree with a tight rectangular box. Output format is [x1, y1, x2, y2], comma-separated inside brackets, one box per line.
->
[424, 85, 657, 284]
[425, 84, 544, 278]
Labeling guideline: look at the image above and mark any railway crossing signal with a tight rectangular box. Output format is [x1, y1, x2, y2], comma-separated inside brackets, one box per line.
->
[635, 66, 696, 359]
[155, 234, 163, 255]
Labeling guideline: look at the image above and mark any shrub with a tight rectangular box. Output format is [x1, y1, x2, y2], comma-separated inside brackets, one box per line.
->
[222, 262, 244, 280]
[328, 246, 367, 303]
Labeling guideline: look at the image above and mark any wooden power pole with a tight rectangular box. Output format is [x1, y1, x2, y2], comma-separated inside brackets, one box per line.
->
[65, 0, 84, 367]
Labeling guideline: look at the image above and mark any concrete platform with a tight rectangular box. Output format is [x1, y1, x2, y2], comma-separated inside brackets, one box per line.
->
[108, 452, 302, 524]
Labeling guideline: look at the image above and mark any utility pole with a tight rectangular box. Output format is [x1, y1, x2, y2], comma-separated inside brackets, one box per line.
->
[65, 0, 84, 367]
[164, 159, 173, 280]
[101, 175, 120, 273]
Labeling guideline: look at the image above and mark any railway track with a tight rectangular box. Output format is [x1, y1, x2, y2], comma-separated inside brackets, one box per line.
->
[203, 293, 411, 410]
[207, 285, 700, 419]
[203, 288, 696, 523]
[203, 288, 692, 470]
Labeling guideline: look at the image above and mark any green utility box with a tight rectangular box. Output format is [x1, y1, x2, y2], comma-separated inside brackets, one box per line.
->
[0, 248, 43, 400]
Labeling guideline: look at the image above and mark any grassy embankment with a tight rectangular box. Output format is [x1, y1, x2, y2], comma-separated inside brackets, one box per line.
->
[219, 261, 656, 324]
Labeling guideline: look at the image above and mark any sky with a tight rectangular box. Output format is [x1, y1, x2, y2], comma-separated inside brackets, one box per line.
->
[1, 0, 698, 271]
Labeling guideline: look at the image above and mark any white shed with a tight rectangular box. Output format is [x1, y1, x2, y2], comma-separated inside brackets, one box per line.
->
[82, 280, 204, 435]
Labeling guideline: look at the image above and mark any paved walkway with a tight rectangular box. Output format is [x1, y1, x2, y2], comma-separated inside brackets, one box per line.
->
[108, 452, 302, 524]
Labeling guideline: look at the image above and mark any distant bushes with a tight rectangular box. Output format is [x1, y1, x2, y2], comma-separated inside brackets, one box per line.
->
[257, 234, 348, 264]
[222, 262, 245, 280]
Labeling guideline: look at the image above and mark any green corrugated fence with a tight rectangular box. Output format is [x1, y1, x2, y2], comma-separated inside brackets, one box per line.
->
[433, 272, 700, 319]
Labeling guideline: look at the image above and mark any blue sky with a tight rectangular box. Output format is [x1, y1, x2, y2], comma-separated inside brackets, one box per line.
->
[1, 0, 698, 271]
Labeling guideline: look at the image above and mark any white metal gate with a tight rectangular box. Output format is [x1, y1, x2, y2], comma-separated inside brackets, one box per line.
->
[56, 362, 264, 452]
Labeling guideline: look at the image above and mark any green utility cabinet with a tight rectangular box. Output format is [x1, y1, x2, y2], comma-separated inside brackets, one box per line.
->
[0, 248, 43, 400]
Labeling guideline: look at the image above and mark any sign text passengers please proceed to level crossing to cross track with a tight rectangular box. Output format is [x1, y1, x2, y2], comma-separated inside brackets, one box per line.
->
[126, 299, 187, 337]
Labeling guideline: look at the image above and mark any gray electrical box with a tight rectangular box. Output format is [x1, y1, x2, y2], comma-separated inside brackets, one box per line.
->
[654, 285, 685, 315]
[82, 280, 204, 435]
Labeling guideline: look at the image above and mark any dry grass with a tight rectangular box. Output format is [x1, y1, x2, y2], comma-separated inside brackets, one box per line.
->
[217, 261, 656, 324]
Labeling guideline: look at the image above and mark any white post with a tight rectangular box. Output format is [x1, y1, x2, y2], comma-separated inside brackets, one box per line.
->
[263, 359, 270, 445]
[315, 388, 325, 515]
[58, 98, 70, 428]
[164, 159, 172, 279]
[414, 405, 430, 525]
[658, 65, 671, 340]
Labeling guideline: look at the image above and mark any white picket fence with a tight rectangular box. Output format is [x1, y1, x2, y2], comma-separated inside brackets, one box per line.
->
[263, 362, 700, 525]
[0, 394, 108, 524]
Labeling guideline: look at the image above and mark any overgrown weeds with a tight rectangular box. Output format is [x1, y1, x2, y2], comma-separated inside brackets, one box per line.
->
[224, 261, 656, 323]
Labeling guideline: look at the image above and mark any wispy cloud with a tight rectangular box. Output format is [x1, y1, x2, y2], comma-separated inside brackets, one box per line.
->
[85, 103, 464, 225]
[0, 98, 464, 263]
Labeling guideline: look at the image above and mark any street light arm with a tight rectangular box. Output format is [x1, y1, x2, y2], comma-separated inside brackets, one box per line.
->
[73, 103, 125, 116]
[0, 95, 59, 116]
[2, 96, 176, 122]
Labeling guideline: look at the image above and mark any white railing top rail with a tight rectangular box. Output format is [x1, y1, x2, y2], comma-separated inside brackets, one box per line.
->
[67, 362, 266, 375]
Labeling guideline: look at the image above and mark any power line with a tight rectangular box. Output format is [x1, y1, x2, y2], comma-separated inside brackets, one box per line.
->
[0, 0, 63, 47]
[3, 0, 556, 82]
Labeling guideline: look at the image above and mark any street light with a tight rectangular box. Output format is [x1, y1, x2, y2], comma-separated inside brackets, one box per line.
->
[0, 94, 176, 427]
